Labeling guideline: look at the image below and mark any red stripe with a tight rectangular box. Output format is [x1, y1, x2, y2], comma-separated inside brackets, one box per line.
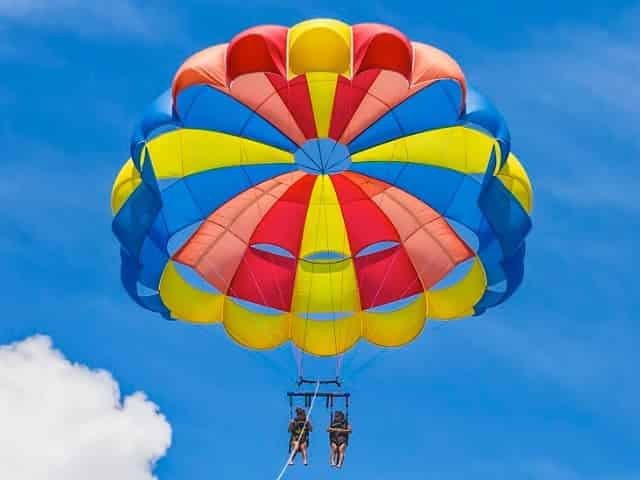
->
[250, 174, 316, 255]
[331, 174, 421, 309]
[354, 247, 423, 309]
[268, 73, 317, 139]
[330, 173, 398, 253]
[228, 174, 316, 310]
[352, 24, 413, 80]
[227, 248, 296, 311]
[328, 69, 379, 141]
[226, 26, 287, 82]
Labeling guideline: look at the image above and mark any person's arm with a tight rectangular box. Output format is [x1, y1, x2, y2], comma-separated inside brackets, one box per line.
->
[307, 421, 313, 432]
[288, 421, 294, 433]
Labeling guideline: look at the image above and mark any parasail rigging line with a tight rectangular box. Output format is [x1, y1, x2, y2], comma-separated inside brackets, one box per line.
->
[274, 380, 321, 480]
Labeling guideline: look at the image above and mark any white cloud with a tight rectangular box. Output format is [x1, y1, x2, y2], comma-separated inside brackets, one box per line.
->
[0, 335, 171, 480]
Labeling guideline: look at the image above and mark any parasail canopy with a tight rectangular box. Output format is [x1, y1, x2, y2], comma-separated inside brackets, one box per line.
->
[111, 18, 533, 356]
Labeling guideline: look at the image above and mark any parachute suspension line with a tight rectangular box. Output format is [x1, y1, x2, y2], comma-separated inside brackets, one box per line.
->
[274, 380, 321, 480]
[291, 344, 304, 380]
[335, 354, 343, 379]
[288, 393, 293, 419]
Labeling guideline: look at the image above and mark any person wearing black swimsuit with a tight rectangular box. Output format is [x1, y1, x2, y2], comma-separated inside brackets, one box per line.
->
[327, 411, 351, 468]
[288, 407, 312, 466]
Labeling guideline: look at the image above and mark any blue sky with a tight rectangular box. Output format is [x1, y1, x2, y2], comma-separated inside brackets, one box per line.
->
[1, 1, 639, 479]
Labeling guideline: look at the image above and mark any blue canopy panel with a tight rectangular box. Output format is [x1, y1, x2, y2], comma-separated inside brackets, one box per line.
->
[463, 86, 511, 166]
[130, 89, 179, 167]
[160, 163, 297, 235]
[174, 85, 298, 153]
[349, 162, 479, 231]
[137, 236, 169, 290]
[120, 248, 169, 315]
[474, 243, 526, 315]
[349, 161, 530, 314]
[112, 154, 162, 259]
[115, 122, 296, 316]
[478, 173, 532, 258]
[348, 79, 463, 154]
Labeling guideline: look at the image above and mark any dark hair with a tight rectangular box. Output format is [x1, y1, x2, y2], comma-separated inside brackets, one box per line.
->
[295, 407, 306, 417]
[334, 411, 345, 420]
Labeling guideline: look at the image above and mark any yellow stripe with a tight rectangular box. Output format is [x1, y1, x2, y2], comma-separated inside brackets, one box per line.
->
[297, 176, 352, 259]
[363, 294, 426, 347]
[292, 260, 361, 315]
[158, 261, 223, 324]
[497, 153, 533, 213]
[113, 129, 293, 199]
[351, 126, 502, 175]
[223, 299, 290, 350]
[179, 130, 294, 176]
[111, 130, 293, 212]
[426, 257, 487, 320]
[291, 313, 361, 356]
[306, 72, 339, 137]
[146, 131, 183, 178]
[288, 19, 351, 78]
[290, 175, 361, 354]
[111, 159, 141, 215]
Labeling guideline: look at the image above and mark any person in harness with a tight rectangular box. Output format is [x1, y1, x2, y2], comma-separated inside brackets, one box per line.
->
[288, 407, 312, 466]
[327, 410, 351, 468]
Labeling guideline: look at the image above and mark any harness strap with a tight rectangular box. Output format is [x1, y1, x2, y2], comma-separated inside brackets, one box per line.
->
[275, 381, 320, 480]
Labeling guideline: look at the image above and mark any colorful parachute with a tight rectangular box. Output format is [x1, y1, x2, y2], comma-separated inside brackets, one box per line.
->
[111, 19, 533, 356]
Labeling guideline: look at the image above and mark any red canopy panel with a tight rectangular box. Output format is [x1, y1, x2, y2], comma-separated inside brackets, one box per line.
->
[353, 23, 413, 80]
[226, 25, 288, 83]
[330, 173, 399, 253]
[342, 172, 474, 289]
[227, 174, 317, 310]
[172, 172, 306, 293]
[328, 69, 380, 141]
[331, 173, 421, 309]
[229, 73, 307, 147]
[354, 246, 423, 309]
[410, 42, 467, 110]
[268, 73, 318, 139]
[227, 247, 296, 311]
[172, 44, 229, 101]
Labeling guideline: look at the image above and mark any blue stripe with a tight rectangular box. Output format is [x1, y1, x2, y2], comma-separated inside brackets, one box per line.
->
[138, 237, 169, 290]
[159, 163, 295, 235]
[175, 85, 297, 152]
[112, 179, 161, 258]
[160, 180, 203, 235]
[348, 161, 531, 315]
[350, 162, 475, 229]
[478, 173, 532, 258]
[130, 89, 179, 166]
[120, 248, 169, 315]
[349, 79, 463, 154]
[474, 244, 526, 314]
[463, 86, 511, 165]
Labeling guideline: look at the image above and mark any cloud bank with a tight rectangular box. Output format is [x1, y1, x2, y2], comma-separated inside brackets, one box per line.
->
[0, 335, 171, 480]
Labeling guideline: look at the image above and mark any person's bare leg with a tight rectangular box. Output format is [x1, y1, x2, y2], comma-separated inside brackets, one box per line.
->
[300, 442, 309, 465]
[337, 443, 347, 467]
[289, 442, 299, 465]
[330, 442, 338, 466]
